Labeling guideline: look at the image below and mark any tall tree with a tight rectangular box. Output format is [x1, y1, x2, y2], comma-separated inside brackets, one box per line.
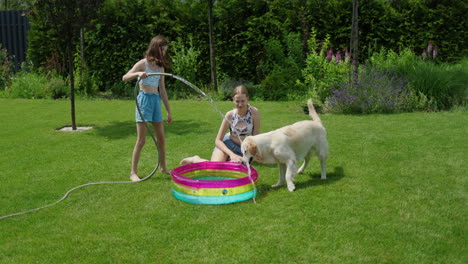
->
[34, 0, 103, 130]
[207, 0, 218, 91]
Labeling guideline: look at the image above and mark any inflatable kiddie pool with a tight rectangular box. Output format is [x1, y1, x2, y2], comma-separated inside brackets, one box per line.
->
[171, 161, 258, 204]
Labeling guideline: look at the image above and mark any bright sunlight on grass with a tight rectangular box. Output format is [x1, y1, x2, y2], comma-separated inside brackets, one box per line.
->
[0, 98, 466, 263]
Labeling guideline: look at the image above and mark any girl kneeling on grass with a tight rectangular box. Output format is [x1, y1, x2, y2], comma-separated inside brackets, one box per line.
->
[180, 85, 260, 165]
[123, 35, 172, 181]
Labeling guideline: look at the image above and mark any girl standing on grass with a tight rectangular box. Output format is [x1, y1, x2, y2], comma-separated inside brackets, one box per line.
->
[122, 35, 172, 181]
[180, 85, 260, 165]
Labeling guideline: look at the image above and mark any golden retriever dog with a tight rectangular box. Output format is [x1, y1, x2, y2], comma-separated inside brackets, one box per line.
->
[241, 99, 328, 192]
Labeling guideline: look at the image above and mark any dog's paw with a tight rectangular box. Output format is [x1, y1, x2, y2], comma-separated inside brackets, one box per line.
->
[287, 183, 296, 192]
[271, 183, 282, 188]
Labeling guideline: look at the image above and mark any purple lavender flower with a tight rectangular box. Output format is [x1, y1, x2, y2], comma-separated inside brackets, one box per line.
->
[433, 46, 438, 59]
[326, 47, 333, 62]
[422, 49, 427, 60]
[345, 48, 350, 59]
[427, 40, 433, 56]
[326, 67, 408, 114]
[335, 51, 342, 62]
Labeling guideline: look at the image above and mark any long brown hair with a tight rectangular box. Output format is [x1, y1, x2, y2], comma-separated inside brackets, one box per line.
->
[145, 35, 172, 69]
[231, 85, 249, 98]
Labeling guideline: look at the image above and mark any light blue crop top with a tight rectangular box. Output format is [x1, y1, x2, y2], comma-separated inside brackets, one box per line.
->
[139, 60, 161, 87]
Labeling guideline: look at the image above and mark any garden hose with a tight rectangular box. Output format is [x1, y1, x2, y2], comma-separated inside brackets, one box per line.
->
[0, 73, 257, 221]
[0, 77, 158, 220]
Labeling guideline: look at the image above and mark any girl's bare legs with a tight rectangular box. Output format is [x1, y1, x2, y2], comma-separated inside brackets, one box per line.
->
[131, 122, 147, 181]
[179, 146, 230, 165]
[179, 148, 227, 165]
[210, 148, 229, 162]
[152, 122, 170, 174]
[179, 155, 208, 165]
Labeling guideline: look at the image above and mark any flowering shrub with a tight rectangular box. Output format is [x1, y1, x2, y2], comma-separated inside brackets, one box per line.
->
[422, 40, 438, 61]
[299, 29, 350, 107]
[368, 48, 467, 110]
[325, 67, 412, 114]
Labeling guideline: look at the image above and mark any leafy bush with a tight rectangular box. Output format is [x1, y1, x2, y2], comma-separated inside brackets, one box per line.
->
[6, 71, 68, 99]
[74, 66, 99, 98]
[84, 0, 187, 93]
[260, 64, 302, 101]
[368, 48, 468, 110]
[258, 33, 304, 101]
[170, 36, 202, 98]
[400, 86, 436, 112]
[405, 61, 467, 110]
[73, 49, 99, 98]
[298, 30, 349, 107]
[45, 77, 69, 99]
[367, 48, 417, 75]
[107, 81, 134, 99]
[0, 44, 13, 91]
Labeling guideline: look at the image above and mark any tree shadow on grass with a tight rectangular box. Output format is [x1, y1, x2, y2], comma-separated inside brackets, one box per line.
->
[255, 166, 345, 197]
[165, 119, 211, 136]
[93, 121, 135, 139]
[93, 119, 211, 140]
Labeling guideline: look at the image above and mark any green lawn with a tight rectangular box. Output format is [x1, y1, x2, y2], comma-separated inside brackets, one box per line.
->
[0, 98, 466, 263]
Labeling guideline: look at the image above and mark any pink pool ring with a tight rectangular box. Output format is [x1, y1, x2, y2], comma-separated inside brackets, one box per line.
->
[171, 161, 258, 204]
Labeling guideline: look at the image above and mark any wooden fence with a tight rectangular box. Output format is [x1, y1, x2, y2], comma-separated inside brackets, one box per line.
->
[0, 10, 30, 71]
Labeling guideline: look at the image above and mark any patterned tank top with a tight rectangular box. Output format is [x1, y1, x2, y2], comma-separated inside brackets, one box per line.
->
[139, 60, 161, 87]
[230, 106, 254, 139]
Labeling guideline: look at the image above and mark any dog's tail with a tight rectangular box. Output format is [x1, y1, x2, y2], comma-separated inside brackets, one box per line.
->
[307, 99, 322, 124]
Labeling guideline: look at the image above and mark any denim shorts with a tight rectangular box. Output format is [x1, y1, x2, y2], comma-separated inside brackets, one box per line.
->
[214, 134, 243, 156]
[135, 90, 162, 122]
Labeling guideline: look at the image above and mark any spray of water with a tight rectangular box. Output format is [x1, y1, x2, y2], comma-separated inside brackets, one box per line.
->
[157, 73, 226, 120]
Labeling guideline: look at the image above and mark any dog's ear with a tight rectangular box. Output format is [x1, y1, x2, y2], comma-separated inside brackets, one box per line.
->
[245, 137, 257, 156]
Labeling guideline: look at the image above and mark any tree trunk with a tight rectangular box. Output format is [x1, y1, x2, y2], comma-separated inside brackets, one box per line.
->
[298, 0, 310, 54]
[80, 28, 85, 68]
[350, 0, 359, 83]
[67, 40, 76, 130]
[208, 0, 218, 91]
